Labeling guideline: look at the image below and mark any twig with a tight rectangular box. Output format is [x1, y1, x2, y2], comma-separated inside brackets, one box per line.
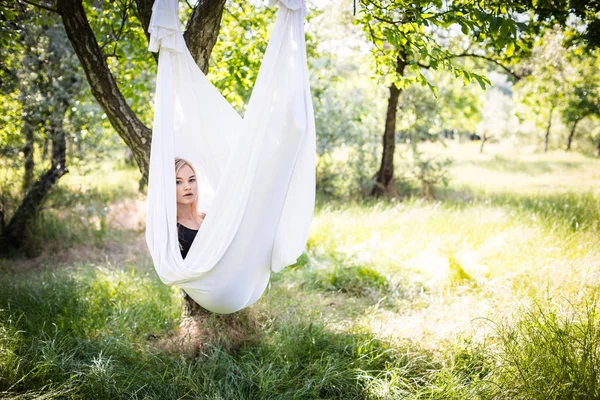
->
[100, 0, 132, 53]
[18, 0, 59, 13]
[454, 52, 523, 81]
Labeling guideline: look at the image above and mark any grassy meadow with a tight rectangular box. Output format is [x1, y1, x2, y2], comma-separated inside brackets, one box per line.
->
[1, 143, 600, 399]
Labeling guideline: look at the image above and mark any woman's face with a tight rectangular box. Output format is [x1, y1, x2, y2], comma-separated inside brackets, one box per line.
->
[176, 164, 198, 206]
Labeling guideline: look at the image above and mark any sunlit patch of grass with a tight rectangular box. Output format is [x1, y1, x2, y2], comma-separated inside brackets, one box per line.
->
[443, 145, 600, 197]
[0, 313, 23, 389]
[306, 162, 600, 347]
[58, 161, 141, 205]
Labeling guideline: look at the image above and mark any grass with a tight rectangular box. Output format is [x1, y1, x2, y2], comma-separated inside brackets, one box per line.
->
[1, 143, 600, 398]
[0, 264, 443, 399]
[481, 301, 600, 399]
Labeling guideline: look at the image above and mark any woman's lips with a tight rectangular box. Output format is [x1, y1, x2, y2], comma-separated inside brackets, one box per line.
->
[184, 193, 193, 197]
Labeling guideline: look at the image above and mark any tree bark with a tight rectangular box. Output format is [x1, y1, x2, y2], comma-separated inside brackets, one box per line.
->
[1, 103, 69, 254]
[183, 0, 227, 74]
[372, 56, 407, 197]
[565, 118, 580, 151]
[22, 122, 35, 193]
[544, 105, 554, 153]
[133, 0, 155, 43]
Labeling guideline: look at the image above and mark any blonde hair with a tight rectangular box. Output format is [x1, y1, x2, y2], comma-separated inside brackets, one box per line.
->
[175, 157, 205, 223]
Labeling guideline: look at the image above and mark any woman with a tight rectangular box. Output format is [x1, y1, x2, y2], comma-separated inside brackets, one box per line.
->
[175, 157, 206, 259]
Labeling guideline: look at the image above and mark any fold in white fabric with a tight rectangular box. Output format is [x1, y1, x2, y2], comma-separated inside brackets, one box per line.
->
[145, 0, 316, 314]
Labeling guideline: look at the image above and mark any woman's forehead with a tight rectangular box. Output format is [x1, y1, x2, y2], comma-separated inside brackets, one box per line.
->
[176, 165, 195, 178]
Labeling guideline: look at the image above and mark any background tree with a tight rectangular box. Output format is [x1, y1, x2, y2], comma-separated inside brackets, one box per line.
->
[356, 0, 528, 196]
[0, 7, 87, 254]
[476, 72, 514, 153]
[561, 51, 600, 151]
[514, 30, 569, 152]
[207, 0, 276, 112]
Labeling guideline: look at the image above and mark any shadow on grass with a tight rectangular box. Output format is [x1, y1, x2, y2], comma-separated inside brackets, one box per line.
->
[0, 266, 454, 400]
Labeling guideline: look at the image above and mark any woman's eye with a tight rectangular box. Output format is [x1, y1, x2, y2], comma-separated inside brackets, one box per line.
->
[176, 181, 182, 185]
[189, 178, 196, 183]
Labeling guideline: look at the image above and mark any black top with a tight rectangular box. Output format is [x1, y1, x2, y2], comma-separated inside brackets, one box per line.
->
[177, 223, 198, 259]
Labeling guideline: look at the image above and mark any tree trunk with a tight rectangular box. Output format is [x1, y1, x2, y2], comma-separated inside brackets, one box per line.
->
[479, 131, 487, 154]
[1, 103, 69, 254]
[565, 118, 580, 151]
[0, 203, 4, 234]
[42, 137, 49, 159]
[184, 0, 228, 74]
[544, 105, 554, 153]
[372, 56, 407, 197]
[22, 122, 35, 193]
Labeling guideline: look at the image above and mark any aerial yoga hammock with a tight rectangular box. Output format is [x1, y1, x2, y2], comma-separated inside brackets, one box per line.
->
[145, 0, 316, 314]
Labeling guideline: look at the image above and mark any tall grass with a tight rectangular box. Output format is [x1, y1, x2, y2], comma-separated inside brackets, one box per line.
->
[480, 301, 600, 399]
[0, 264, 449, 399]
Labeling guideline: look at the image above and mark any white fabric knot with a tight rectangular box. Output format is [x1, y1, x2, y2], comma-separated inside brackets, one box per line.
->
[148, 27, 185, 53]
[148, 0, 185, 53]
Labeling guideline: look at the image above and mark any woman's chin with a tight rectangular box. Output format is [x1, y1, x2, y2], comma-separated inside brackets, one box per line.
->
[177, 196, 195, 205]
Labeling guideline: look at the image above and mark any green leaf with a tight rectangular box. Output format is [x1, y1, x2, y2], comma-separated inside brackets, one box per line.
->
[505, 41, 515, 57]
[490, 17, 500, 35]
[500, 20, 510, 38]
[460, 21, 469, 35]
[427, 81, 439, 98]
[473, 74, 490, 90]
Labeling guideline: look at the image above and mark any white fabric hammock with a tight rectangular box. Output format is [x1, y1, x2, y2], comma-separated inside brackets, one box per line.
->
[145, 0, 315, 314]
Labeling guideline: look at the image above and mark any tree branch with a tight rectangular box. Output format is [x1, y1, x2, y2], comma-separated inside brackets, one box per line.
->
[454, 52, 524, 81]
[57, 0, 152, 178]
[99, 0, 132, 53]
[184, 0, 228, 74]
[133, 0, 154, 43]
[18, 0, 58, 13]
